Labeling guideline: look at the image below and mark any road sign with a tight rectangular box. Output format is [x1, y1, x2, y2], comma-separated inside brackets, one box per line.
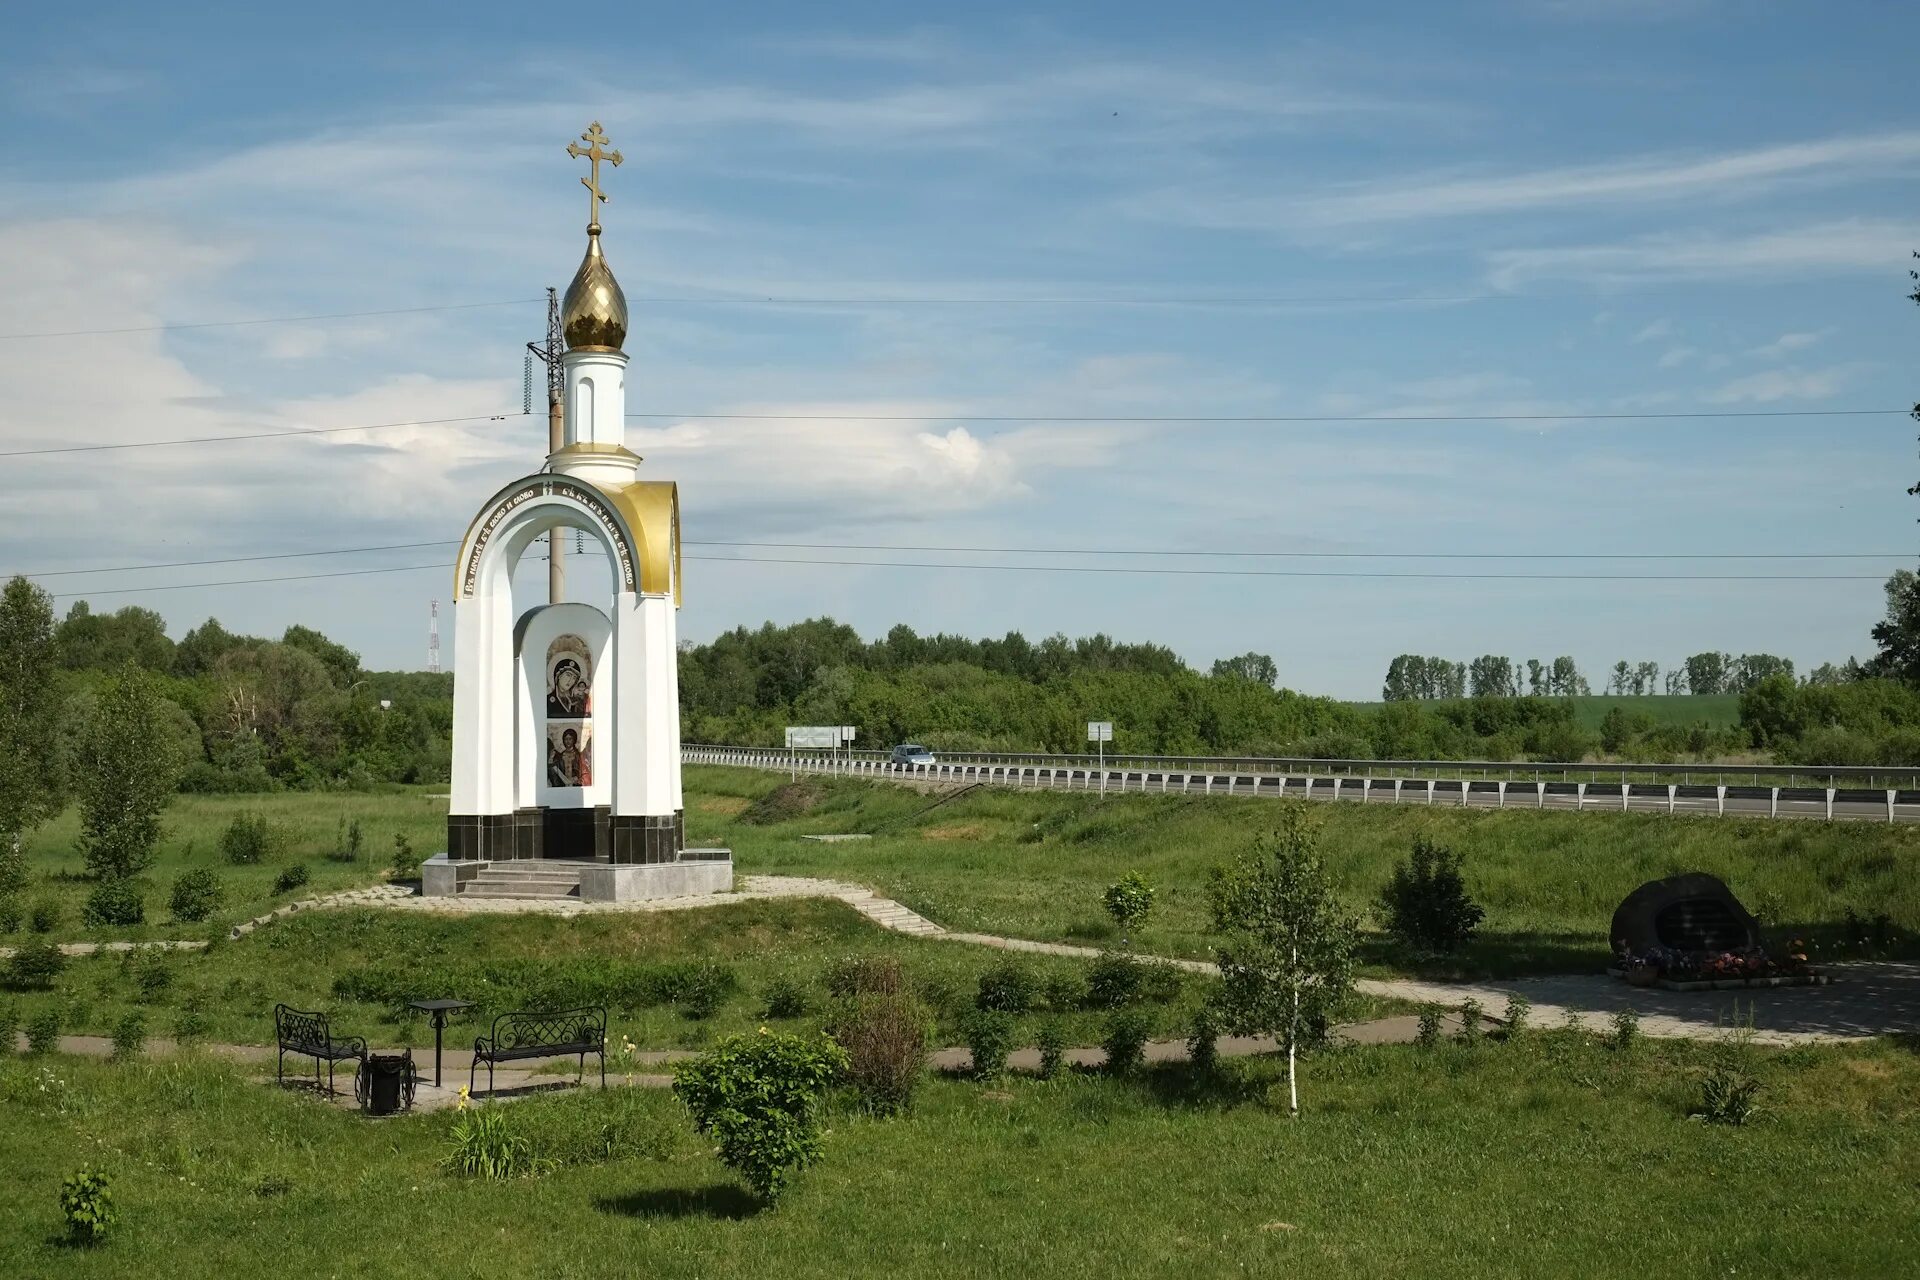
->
[840, 726, 857, 743]
[1087, 721, 1113, 742]
[785, 726, 840, 749]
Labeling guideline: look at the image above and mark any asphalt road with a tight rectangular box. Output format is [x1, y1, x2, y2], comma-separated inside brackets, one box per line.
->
[687, 749, 1919, 825]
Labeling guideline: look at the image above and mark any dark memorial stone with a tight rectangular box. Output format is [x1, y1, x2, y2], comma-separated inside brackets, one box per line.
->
[1611, 872, 1761, 957]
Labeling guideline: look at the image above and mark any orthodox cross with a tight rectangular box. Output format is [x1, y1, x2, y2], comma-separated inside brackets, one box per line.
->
[566, 122, 624, 230]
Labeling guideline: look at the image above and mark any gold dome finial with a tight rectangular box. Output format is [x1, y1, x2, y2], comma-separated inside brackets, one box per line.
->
[561, 122, 628, 352]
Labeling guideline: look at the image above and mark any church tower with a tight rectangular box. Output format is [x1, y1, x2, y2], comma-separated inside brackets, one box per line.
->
[434, 123, 722, 901]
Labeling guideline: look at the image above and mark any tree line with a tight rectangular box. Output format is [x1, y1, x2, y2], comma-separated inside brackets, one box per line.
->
[1381, 651, 1809, 701]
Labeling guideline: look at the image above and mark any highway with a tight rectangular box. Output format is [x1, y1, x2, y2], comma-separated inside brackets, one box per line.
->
[685, 747, 1920, 825]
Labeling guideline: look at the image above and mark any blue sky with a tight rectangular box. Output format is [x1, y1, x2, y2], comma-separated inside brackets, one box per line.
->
[1, 0, 1914, 697]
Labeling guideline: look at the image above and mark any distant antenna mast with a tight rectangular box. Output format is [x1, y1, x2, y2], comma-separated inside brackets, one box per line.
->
[428, 599, 441, 674]
[526, 286, 565, 603]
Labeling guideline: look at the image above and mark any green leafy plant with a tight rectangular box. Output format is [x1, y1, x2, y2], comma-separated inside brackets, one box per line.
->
[678, 963, 732, 1020]
[0, 895, 20, 934]
[1459, 998, 1484, 1045]
[272, 863, 310, 895]
[1103, 871, 1156, 947]
[328, 817, 364, 864]
[1085, 952, 1146, 1009]
[672, 1030, 848, 1203]
[1377, 836, 1485, 955]
[1042, 972, 1083, 1013]
[220, 813, 276, 866]
[82, 880, 144, 928]
[0, 1000, 18, 1056]
[168, 869, 224, 923]
[1187, 1005, 1220, 1074]
[1610, 1007, 1641, 1054]
[975, 962, 1040, 1014]
[1036, 1019, 1067, 1080]
[173, 1001, 209, 1047]
[1416, 1005, 1443, 1049]
[1695, 1010, 1762, 1125]
[29, 899, 58, 934]
[59, 1167, 114, 1244]
[760, 976, 809, 1020]
[825, 954, 905, 999]
[5, 938, 65, 990]
[25, 1005, 59, 1055]
[828, 991, 927, 1115]
[1103, 1009, 1151, 1076]
[962, 1008, 1016, 1081]
[1207, 803, 1358, 1116]
[1503, 993, 1532, 1040]
[110, 1011, 145, 1061]
[78, 670, 184, 880]
[444, 1105, 534, 1179]
[130, 950, 172, 1002]
[390, 833, 422, 880]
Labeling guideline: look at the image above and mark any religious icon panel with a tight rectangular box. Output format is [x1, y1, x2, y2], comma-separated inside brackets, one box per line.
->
[546, 722, 593, 788]
[546, 634, 592, 719]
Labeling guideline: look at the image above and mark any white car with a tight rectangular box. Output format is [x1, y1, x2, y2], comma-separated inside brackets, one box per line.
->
[890, 743, 936, 767]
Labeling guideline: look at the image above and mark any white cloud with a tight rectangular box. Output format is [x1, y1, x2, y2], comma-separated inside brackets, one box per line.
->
[1630, 319, 1674, 344]
[1656, 346, 1697, 369]
[1702, 365, 1861, 404]
[1747, 330, 1828, 360]
[1486, 219, 1920, 288]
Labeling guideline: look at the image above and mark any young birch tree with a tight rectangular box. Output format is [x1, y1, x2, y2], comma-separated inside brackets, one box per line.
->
[1206, 802, 1357, 1117]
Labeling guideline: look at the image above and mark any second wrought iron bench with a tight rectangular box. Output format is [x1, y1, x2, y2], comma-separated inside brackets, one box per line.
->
[469, 1006, 607, 1097]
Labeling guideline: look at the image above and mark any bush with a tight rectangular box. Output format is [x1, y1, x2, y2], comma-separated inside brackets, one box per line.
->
[1103, 1009, 1151, 1075]
[1085, 953, 1145, 1009]
[29, 899, 58, 934]
[82, 880, 145, 928]
[173, 1001, 209, 1046]
[391, 833, 422, 880]
[0, 895, 20, 934]
[829, 992, 927, 1114]
[25, 1005, 60, 1054]
[760, 976, 809, 1020]
[111, 1011, 146, 1061]
[272, 864, 310, 895]
[0, 1001, 17, 1056]
[1103, 871, 1155, 945]
[1036, 1019, 1067, 1080]
[444, 1106, 535, 1179]
[130, 950, 172, 1002]
[1503, 993, 1532, 1040]
[962, 1009, 1015, 1081]
[1042, 972, 1084, 1013]
[1416, 1005, 1443, 1048]
[825, 954, 906, 999]
[672, 1031, 849, 1203]
[975, 962, 1040, 1014]
[5, 939, 65, 990]
[169, 869, 224, 923]
[221, 812, 278, 866]
[1610, 1007, 1641, 1053]
[678, 964, 732, 1020]
[1187, 1005, 1220, 1074]
[1378, 837, 1485, 955]
[59, 1167, 114, 1245]
[1459, 998, 1484, 1045]
[329, 817, 365, 864]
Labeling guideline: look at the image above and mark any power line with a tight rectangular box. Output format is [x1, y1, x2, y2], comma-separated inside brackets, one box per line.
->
[0, 413, 526, 458]
[0, 299, 545, 341]
[630, 408, 1905, 424]
[49, 562, 449, 600]
[16, 537, 1910, 583]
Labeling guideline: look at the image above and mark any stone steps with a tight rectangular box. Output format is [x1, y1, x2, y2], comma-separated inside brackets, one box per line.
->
[460, 861, 589, 900]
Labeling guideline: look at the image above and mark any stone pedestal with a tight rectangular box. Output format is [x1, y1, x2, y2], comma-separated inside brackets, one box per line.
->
[578, 849, 731, 902]
[422, 855, 486, 897]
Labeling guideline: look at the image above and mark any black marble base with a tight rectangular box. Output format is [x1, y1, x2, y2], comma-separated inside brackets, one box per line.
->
[450, 805, 676, 863]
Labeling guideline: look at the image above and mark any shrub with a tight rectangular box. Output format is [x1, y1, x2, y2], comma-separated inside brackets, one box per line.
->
[1103, 1009, 1151, 1076]
[1103, 871, 1156, 946]
[760, 976, 809, 1020]
[0, 895, 20, 934]
[672, 1031, 849, 1203]
[131, 951, 172, 1002]
[445, 1106, 535, 1179]
[1459, 998, 1484, 1045]
[391, 833, 422, 880]
[962, 1009, 1016, 1081]
[111, 1011, 146, 1061]
[220, 813, 277, 866]
[1042, 972, 1084, 1013]
[1610, 1007, 1641, 1053]
[25, 1005, 60, 1054]
[0, 1001, 17, 1056]
[272, 864, 310, 895]
[59, 1167, 114, 1245]
[1086, 953, 1145, 1009]
[1378, 837, 1485, 955]
[6, 938, 65, 990]
[1503, 993, 1532, 1039]
[173, 1001, 209, 1046]
[825, 954, 905, 999]
[678, 964, 731, 1020]
[0, 843, 25, 899]
[29, 899, 58, 934]
[1036, 1019, 1067, 1080]
[1416, 1005, 1443, 1048]
[1187, 1005, 1220, 1074]
[82, 880, 145, 928]
[329, 817, 365, 864]
[1697, 1064, 1762, 1125]
[975, 962, 1040, 1014]
[169, 869, 224, 923]
[829, 991, 927, 1114]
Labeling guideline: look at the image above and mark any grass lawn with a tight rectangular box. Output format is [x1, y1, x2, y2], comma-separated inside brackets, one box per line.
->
[1, 1029, 1913, 1277]
[687, 766, 1920, 978]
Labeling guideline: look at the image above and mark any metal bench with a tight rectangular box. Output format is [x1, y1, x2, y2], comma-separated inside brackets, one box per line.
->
[274, 1003, 367, 1095]
[470, 1006, 607, 1097]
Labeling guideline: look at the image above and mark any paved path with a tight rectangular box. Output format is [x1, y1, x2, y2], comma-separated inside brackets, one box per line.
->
[15, 875, 1913, 1048]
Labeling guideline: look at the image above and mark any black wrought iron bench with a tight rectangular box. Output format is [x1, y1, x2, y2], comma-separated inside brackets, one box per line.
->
[470, 1006, 607, 1097]
[274, 1003, 368, 1095]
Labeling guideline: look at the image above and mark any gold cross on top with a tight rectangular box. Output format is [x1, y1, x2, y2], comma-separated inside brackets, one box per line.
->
[566, 121, 624, 230]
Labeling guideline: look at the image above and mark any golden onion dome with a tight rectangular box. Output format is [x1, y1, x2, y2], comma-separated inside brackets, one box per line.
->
[561, 227, 627, 352]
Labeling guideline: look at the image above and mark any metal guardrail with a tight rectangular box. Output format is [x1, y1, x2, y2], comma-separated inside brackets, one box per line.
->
[683, 746, 1920, 825]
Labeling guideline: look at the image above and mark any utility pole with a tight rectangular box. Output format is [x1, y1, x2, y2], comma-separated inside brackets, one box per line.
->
[428, 600, 441, 674]
[527, 286, 565, 603]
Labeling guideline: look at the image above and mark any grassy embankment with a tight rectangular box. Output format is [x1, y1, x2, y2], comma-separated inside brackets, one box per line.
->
[0, 1031, 1914, 1278]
